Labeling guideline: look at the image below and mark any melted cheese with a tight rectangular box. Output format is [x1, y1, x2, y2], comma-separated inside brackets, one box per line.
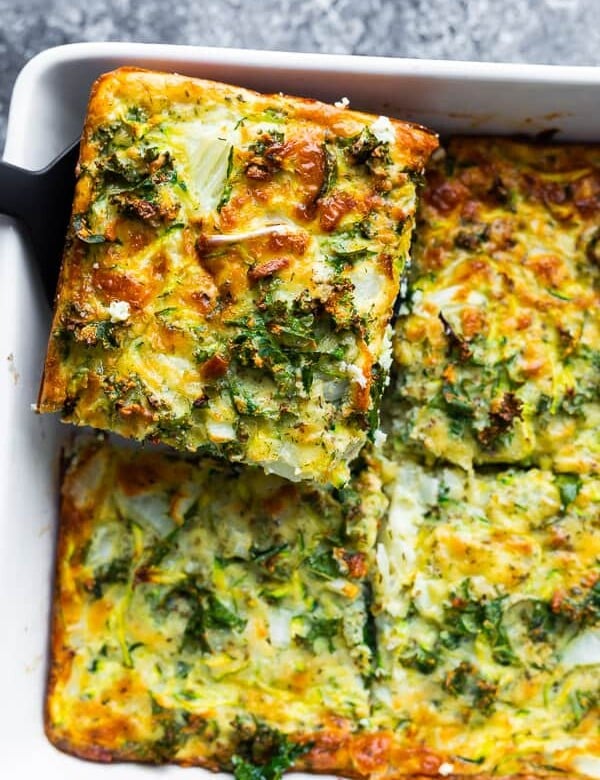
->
[48, 439, 600, 776]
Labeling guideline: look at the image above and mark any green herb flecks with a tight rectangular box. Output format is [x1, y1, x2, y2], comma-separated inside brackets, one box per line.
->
[232, 722, 310, 780]
[217, 146, 235, 212]
[440, 580, 517, 666]
[87, 556, 132, 600]
[443, 661, 497, 712]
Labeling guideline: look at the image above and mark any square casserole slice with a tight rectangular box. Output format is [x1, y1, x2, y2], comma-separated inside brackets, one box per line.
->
[38, 68, 437, 485]
[46, 437, 387, 768]
[371, 455, 600, 778]
[388, 137, 600, 474]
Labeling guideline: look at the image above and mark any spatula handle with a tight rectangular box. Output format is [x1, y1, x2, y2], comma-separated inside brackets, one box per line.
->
[0, 159, 37, 224]
[0, 142, 79, 305]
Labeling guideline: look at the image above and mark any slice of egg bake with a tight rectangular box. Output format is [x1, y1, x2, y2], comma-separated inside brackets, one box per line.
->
[37, 67, 437, 486]
[46, 437, 387, 769]
[388, 137, 600, 473]
[371, 455, 600, 778]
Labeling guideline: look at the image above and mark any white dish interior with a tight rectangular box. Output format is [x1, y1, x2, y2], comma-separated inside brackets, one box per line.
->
[1, 42, 598, 778]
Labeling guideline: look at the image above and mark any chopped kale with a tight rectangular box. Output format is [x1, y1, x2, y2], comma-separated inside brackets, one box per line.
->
[145, 706, 194, 763]
[399, 642, 439, 674]
[87, 556, 132, 599]
[60, 317, 124, 350]
[318, 142, 338, 199]
[232, 722, 310, 780]
[250, 543, 290, 563]
[325, 223, 373, 271]
[362, 582, 379, 676]
[91, 121, 134, 153]
[440, 580, 517, 665]
[441, 381, 475, 420]
[182, 588, 247, 653]
[305, 548, 341, 580]
[443, 661, 497, 711]
[556, 579, 600, 629]
[154, 416, 193, 448]
[229, 314, 296, 395]
[555, 474, 582, 510]
[126, 105, 149, 123]
[343, 126, 388, 166]
[93, 320, 123, 348]
[366, 363, 386, 438]
[72, 213, 107, 244]
[204, 594, 247, 631]
[303, 617, 341, 652]
[228, 380, 260, 416]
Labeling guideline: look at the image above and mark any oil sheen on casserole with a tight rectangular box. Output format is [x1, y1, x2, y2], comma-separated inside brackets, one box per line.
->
[387, 138, 600, 473]
[46, 437, 387, 769]
[37, 67, 437, 486]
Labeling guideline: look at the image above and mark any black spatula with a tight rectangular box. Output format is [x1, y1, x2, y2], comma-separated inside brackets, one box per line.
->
[0, 141, 79, 306]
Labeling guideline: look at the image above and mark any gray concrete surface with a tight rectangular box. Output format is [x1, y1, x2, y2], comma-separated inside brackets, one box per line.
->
[1, 0, 599, 151]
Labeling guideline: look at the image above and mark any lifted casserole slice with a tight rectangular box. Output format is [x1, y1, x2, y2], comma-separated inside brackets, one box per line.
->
[388, 137, 600, 473]
[46, 437, 387, 768]
[371, 455, 600, 778]
[37, 67, 437, 485]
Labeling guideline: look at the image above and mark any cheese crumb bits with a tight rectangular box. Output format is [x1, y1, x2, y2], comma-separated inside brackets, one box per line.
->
[108, 300, 131, 322]
[334, 96, 350, 109]
[371, 115, 396, 144]
[373, 429, 387, 448]
[438, 763, 455, 776]
[341, 361, 368, 389]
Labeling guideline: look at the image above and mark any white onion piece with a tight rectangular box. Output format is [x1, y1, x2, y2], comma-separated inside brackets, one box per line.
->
[561, 630, 600, 668]
[203, 224, 304, 246]
[574, 756, 600, 779]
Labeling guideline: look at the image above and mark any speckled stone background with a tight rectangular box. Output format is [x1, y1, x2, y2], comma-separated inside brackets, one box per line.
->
[1, 0, 599, 150]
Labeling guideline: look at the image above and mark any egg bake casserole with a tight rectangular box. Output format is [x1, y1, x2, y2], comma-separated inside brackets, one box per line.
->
[43, 108, 600, 775]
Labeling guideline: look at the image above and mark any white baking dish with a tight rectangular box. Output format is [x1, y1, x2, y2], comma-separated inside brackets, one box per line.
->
[1, 42, 599, 778]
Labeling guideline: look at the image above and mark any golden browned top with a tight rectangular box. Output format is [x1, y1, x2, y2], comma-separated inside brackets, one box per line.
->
[38, 67, 437, 486]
